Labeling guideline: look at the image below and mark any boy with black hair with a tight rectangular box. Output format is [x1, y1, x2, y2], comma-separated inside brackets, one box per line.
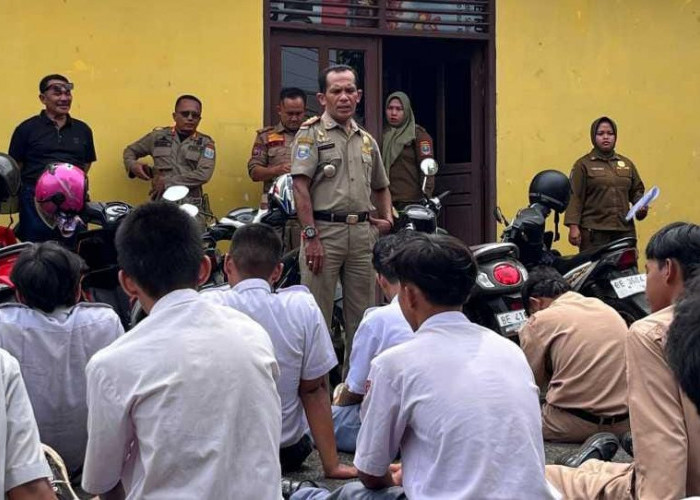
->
[519, 266, 629, 443]
[0, 241, 122, 480]
[667, 275, 700, 411]
[547, 222, 700, 499]
[81, 202, 282, 499]
[331, 232, 416, 452]
[292, 233, 551, 499]
[202, 223, 355, 479]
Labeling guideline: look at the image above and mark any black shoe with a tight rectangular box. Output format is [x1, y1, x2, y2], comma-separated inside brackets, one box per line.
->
[281, 479, 324, 499]
[42, 444, 79, 500]
[618, 431, 633, 457]
[555, 432, 620, 468]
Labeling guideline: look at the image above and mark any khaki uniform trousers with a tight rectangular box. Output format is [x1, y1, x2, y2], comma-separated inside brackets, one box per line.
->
[542, 404, 630, 443]
[283, 218, 301, 252]
[546, 459, 634, 499]
[579, 228, 636, 252]
[300, 221, 377, 377]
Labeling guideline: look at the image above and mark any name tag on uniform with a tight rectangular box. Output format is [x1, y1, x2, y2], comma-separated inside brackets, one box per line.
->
[317, 142, 335, 151]
[154, 138, 172, 148]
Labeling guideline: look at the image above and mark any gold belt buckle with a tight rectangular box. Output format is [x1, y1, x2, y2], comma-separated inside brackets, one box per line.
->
[346, 214, 359, 225]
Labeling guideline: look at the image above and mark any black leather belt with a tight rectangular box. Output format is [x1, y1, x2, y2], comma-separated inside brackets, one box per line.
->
[560, 407, 629, 426]
[313, 211, 369, 224]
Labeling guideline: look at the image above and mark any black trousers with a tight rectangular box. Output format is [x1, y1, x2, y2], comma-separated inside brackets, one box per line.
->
[280, 434, 313, 472]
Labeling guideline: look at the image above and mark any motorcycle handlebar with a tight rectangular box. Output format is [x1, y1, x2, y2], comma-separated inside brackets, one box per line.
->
[436, 190, 451, 201]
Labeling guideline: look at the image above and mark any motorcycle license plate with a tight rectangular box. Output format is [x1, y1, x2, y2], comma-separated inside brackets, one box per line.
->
[496, 309, 527, 332]
[610, 274, 646, 299]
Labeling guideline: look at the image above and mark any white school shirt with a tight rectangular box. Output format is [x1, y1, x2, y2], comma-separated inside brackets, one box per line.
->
[354, 311, 552, 500]
[345, 296, 415, 395]
[81, 289, 282, 500]
[0, 302, 123, 476]
[203, 279, 337, 447]
[0, 348, 51, 494]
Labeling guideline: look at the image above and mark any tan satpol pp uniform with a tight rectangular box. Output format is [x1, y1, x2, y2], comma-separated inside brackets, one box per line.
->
[123, 127, 215, 229]
[247, 123, 300, 250]
[291, 112, 389, 374]
[564, 151, 645, 251]
[518, 291, 630, 443]
[546, 305, 700, 500]
[384, 124, 435, 208]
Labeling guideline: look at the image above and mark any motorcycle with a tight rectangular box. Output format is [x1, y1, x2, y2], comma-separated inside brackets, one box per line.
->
[495, 174, 650, 325]
[394, 159, 530, 339]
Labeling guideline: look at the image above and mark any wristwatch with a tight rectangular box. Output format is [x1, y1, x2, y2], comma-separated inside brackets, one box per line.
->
[302, 225, 318, 240]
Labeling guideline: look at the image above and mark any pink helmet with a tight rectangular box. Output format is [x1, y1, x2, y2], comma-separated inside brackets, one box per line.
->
[35, 163, 87, 231]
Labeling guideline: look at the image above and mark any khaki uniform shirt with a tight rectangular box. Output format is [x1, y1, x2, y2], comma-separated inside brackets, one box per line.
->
[564, 150, 645, 231]
[626, 305, 700, 499]
[518, 291, 628, 415]
[247, 122, 296, 193]
[123, 127, 216, 199]
[384, 124, 435, 204]
[291, 113, 389, 213]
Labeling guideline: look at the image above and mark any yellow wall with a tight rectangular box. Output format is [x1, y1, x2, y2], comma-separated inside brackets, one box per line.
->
[497, 0, 700, 255]
[1, 0, 264, 216]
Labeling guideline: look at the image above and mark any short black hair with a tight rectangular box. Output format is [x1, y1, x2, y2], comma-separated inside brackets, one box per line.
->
[318, 64, 359, 93]
[645, 222, 700, 282]
[666, 275, 700, 412]
[372, 231, 420, 284]
[115, 201, 203, 300]
[229, 223, 283, 280]
[39, 74, 69, 93]
[11, 242, 85, 313]
[279, 87, 307, 105]
[521, 266, 572, 314]
[388, 233, 477, 306]
[175, 94, 202, 110]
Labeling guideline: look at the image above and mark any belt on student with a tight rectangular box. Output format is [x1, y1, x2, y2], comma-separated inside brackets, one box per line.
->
[559, 407, 629, 426]
[313, 211, 369, 224]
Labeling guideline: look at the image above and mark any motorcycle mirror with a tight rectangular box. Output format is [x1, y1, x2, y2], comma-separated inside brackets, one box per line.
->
[162, 185, 189, 202]
[493, 206, 510, 226]
[420, 158, 439, 177]
[179, 203, 199, 218]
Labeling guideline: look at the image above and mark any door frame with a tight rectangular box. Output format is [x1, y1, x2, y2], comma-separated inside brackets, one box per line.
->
[267, 32, 382, 138]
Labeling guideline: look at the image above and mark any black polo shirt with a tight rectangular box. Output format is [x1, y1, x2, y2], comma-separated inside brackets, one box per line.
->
[8, 110, 97, 184]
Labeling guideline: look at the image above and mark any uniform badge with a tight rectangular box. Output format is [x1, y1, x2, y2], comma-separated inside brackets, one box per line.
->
[617, 160, 625, 167]
[204, 147, 215, 159]
[296, 144, 311, 160]
[296, 136, 314, 145]
[419, 141, 432, 155]
[252, 145, 263, 157]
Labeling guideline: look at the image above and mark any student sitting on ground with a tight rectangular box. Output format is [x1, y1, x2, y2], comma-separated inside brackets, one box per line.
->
[81, 202, 282, 499]
[0, 241, 123, 480]
[202, 223, 355, 479]
[331, 232, 416, 452]
[519, 266, 630, 443]
[289, 233, 553, 500]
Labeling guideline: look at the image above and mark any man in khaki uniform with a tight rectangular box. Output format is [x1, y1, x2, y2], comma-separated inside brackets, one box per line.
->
[546, 222, 700, 500]
[519, 267, 629, 443]
[123, 94, 215, 230]
[247, 87, 306, 249]
[291, 65, 393, 375]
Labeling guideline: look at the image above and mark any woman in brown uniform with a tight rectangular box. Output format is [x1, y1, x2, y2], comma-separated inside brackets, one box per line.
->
[565, 116, 647, 252]
[381, 92, 435, 210]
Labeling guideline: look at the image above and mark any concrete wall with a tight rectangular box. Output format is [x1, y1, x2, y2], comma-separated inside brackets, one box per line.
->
[2, 0, 264, 215]
[497, 0, 700, 253]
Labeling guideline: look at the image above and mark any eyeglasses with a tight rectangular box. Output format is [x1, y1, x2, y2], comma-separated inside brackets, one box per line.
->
[42, 83, 74, 95]
[178, 111, 201, 119]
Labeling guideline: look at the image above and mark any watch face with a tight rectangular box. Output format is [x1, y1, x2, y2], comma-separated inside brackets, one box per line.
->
[303, 226, 316, 239]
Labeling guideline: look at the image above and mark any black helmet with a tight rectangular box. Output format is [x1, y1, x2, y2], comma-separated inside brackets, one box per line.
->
[528, 170, 571, 213]
[0, 154, 20, 214]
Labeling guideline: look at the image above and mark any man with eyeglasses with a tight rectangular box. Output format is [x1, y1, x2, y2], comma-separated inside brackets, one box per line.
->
[123, 94, 215, 229]
[8, 74, 96, 242]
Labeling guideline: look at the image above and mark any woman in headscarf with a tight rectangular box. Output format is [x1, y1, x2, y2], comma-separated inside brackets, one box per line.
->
[564, 116, 647, 252]
[381, 92, 435, 210]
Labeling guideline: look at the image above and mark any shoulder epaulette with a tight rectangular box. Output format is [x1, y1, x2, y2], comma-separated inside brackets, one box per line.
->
[256, 125, 275, 134]
[300, 116, 321, 129]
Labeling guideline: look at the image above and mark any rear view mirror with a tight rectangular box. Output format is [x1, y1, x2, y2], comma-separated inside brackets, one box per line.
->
[162, 185, 189, 202]
[420, 158, 439, 177]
